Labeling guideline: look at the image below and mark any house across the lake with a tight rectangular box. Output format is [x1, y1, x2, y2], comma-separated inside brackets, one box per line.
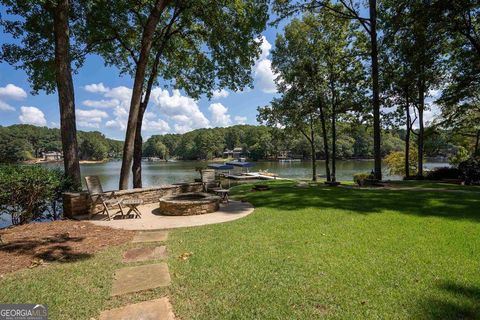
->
[43, 151, 63, 161]
[223, 147, 244, 159]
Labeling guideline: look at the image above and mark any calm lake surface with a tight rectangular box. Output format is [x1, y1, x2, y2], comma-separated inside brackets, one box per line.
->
[0, 159, 448, 228]
[72, 159, 448, 191]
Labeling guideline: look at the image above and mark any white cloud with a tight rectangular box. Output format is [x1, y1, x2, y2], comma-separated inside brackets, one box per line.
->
[212, 89, 229, 99]
[82, 99, 119, 108]
[253, 36, 277, 94]
[151, 88, 210, 133]
[84, 82, 110, 93]
[257, 35, 272, 60]
[428, 88, 443, 99]
[143, 119, 170, 132]
[0, 100, 15, 111]
[411, 103, 441, 129]
[105, 86, 133, 101]
[234, 115, 247, 125]
[0, 84, 27, 100]
[76, 109, 109, 128]
[19, 106, 47, 126]
[209, 103, 232, 127]
[255, 59, 277, 93]
[83, 85, 211, 134]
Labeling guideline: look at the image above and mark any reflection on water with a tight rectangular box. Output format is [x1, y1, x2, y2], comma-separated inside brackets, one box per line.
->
[46, 159, 449, 191]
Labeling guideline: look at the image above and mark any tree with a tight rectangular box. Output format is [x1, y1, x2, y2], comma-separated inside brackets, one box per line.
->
[273, 0, 383, 180]
[1, 0, 87, 186]
[88, 0, 268, 189]
[260, 11, 365, 182]
[385, 148, 418, 177]
[143, 137, 168, 159]
[381, 3, 419, 179]
[78, 132, 109, 161]
[434, 1, 480, 156]
[259, 94, 322, 181]
[381, 0, 447, 178]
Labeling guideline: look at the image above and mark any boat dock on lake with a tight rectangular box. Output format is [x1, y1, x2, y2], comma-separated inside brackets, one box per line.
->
[226, 172, 281, 180]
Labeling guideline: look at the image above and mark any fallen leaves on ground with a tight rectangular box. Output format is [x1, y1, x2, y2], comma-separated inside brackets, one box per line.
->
[0, 220, 134, 275]
[179, 252, 193, 260]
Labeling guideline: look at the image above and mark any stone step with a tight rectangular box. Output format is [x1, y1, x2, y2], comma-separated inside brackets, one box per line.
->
[123, 246, 167, 263]
[111, 263, 171, 296]
[99, 297, 175, 320]
[132, 230, 168, 243]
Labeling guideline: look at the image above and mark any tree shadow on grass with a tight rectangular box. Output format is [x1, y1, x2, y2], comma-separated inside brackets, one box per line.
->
[0, 233, 92, 263]
[417, 281, 480, 319]
[239, 184, 480, 223]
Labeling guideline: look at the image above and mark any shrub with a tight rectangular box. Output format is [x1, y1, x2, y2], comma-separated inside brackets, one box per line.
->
[353, 172, 374, 186]
[458, 157, 480, 185]
[425, 167, 462, 181]
[385, 149, 418, 177]
[0, 165, 77, 225]
[449, 146, 470, 166]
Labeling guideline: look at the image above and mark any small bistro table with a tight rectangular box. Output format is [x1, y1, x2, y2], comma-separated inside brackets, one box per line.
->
[121, 199, 143, 218]
[214, 189, 230, 204]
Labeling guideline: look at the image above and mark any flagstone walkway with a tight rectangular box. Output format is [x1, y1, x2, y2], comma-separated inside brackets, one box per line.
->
[99, 230, 175, 320]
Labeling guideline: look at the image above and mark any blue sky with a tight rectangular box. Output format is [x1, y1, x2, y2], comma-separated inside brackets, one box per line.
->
[0, 9, 286, 140]
[0, 5, 441, 139]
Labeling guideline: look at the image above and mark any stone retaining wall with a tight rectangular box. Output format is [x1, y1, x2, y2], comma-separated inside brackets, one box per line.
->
[63, 183, 204, 218]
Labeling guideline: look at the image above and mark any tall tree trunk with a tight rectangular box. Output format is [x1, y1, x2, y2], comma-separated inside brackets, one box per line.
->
[311, 141, 317, 181]
[369, 0, 382, 181]
[405, 92, 411, 179]
[53, 0, 81, 187]
[417, 81, 425, 178]
[475, 129, 480, 156]
[329, 76, 337, 183]
[331, 105, 336, 182]
[318, 103, 331, 182]
[119, 0, 170, 190]
[310, 117, 317, 182]
[130, 4, 179, 189]
[132, 104, 146, 188]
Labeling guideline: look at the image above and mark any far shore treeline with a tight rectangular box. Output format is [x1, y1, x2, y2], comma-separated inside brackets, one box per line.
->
[0, 123, 470, 163]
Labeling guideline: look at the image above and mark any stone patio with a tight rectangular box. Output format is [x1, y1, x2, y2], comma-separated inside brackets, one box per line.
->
[111, 263, 171, 296]
[85, 200, 254, 230]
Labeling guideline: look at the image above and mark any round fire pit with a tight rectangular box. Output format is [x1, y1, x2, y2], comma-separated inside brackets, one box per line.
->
[159, 192, 220, 216]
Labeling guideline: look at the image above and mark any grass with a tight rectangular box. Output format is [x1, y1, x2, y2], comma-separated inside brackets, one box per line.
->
[387, 180, 480, 191]
[1, 180, 480, 319]
[168, 181, 480, 319]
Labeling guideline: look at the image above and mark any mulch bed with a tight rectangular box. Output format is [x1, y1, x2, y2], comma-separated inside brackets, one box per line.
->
[0, 220, 134, 275]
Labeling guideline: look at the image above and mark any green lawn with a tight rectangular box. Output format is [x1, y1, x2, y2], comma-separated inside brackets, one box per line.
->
[1, 181, 480, 319]
[387, 180, 480, 191]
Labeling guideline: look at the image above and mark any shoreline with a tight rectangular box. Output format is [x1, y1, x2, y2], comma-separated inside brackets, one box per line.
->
[22, 159, 111, 165]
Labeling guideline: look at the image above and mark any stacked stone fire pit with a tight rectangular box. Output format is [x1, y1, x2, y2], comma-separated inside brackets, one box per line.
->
[158, 192, 221, 216]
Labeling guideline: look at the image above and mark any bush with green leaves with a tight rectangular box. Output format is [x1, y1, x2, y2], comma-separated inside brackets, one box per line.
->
[0, 165, 78, 225]
[458, 157, 480, 185]
[449, 146, 470, 166]
[353, 172, 374, 186]
[384, 149, 418, 177]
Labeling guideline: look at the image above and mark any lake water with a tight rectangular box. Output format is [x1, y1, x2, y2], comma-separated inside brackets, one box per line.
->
[73, 159, 448, 191]
[0, 159, 448, 228]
